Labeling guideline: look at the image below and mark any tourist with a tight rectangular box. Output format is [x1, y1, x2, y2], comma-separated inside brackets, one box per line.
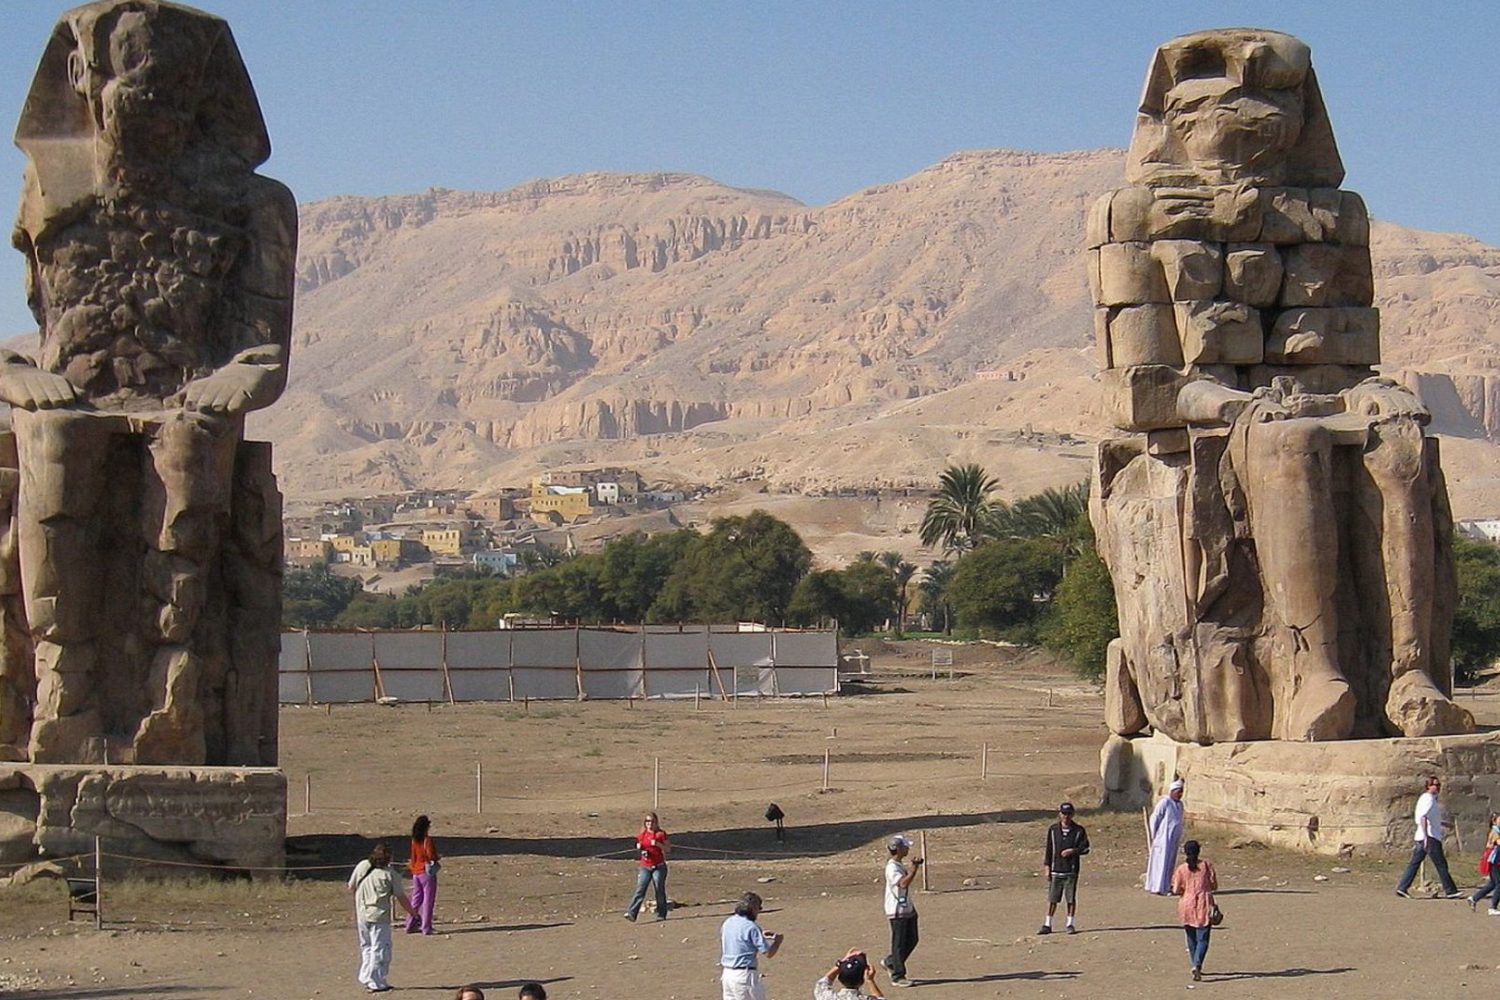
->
[882, 835, 922, 987]
[815, 948, 885, 999]
[1039, 801, 1090, 934]
[720, 890, 783, 1000]
[1470, 814, 1500, 913]
[348, 844, 414, 994]
[518, 985, 547, 1000]
[1396, 775, 1463, 898]
[1170, 839, 1218, 982]
[1145, 779, 1185, 894]
[624, 810, 671, 922]
[454, 988, 485, 1000]
[405, 814, 441, 934]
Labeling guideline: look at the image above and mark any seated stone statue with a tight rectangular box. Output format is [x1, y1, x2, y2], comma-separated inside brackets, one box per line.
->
[1088, 29, 1473, 742]
[0, 0, 292, 765]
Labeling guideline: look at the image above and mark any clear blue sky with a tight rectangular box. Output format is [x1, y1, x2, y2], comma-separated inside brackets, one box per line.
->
[1, 1, 1495, 335]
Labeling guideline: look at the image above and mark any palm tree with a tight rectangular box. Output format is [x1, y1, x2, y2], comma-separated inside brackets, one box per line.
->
[892, 560, 918, 637]
[997, 481, 1091, 567]
[919, 560, 955, 636]
[920, 464, 1001, 556]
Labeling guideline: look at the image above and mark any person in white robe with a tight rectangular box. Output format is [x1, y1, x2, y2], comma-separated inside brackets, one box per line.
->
[1144, 779, 1186, 894]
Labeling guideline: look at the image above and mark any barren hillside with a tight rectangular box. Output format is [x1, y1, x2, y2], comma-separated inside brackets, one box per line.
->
[196, 149, 1500, 514]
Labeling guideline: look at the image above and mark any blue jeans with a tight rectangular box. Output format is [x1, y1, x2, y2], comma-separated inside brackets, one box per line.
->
[1397, 837, 1458, 895]
[1470, 870, 1500, 908]
[1184, 925, 1211, 970]
[626, 864, 668, 919]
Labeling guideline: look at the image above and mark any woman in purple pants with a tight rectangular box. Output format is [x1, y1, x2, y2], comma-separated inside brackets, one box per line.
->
[405, 814, 440, 934]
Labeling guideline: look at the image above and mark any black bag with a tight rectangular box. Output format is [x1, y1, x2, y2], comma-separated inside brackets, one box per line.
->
[1209, 902, 1224, 927]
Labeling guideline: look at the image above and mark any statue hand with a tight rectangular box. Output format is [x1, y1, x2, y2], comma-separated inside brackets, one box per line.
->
[1343, 378, 1429, 424]
[181, 362, 280, 415]
[0, 362, 79, 410]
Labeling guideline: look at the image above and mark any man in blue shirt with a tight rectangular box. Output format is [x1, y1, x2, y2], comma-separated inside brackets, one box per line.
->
[719, 891, 783, 1000]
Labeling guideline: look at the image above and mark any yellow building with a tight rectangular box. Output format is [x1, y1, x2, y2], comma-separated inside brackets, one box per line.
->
[421, 527, 463, 556]
[529, 480, 592, 524]
[327, 534, 360, 555]
[286, 539, 332, 568]
[369, 538, 407, 567]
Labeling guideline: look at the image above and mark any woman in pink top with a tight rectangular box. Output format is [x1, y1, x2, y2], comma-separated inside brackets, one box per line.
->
[1170, 840, 1217, 982]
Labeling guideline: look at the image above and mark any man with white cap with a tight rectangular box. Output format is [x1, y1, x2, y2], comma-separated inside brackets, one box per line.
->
[881, 835, 923, 987]
[1145, 779, 1186, 895]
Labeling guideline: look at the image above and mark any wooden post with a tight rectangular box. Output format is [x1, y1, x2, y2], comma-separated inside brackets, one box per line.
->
[694, 684, 701, 710]
[1047, 688, 1054, 708]
[304, 773, 312, 815]
[574, 626, 585, 701]
[920, 830, 930, 891]
[822, 692, 828, 709]
[475, 761, 483, 815]
[653, 757, 660, 809]
[94, 835, 103, 930]
[822, 748, 830, 791]
[980, 743, 988, 780]
[369, 631, 385, 701]
[440, 621, 456, 705]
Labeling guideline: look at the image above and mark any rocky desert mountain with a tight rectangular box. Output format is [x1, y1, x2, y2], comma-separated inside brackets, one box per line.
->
[11, 147, 1496, 524]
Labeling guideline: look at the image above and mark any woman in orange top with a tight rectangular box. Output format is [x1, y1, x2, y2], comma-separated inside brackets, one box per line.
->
[405, 814, 440, 934]
[1170, 839, 1217, 982]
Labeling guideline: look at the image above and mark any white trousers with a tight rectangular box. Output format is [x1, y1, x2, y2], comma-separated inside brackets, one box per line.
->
[357, 920, 393, 989]
[721, 967, 764, 1000]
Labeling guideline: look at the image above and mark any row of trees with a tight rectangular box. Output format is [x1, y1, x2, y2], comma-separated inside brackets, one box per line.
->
[916, 464, 1116, 677]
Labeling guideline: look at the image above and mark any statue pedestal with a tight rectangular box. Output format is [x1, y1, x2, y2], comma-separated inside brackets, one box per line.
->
[1102, 731, 1500, 855]
[0, 764, 285, 873]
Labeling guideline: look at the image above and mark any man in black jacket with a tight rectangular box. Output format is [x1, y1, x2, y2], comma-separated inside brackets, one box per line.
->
[1038, 802, 1090, 935]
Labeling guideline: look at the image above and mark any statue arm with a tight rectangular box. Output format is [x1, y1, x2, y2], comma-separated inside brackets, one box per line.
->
[1177, 379, 1254, 425]
[181, 178, 297, 416]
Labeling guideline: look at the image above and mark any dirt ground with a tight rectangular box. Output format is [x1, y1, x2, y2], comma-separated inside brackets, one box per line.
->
[2, 640, 1500, 999]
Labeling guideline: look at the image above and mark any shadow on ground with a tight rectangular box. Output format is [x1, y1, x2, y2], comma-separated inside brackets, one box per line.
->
[286, 808, 1054, 881]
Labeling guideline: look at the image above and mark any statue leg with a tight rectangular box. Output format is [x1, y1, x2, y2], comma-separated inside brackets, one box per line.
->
[1242, 418, 1356, 740]
[131, 412, 237, 765]
[1360, 418, 1474, 736]
[12, 409, 109, 762]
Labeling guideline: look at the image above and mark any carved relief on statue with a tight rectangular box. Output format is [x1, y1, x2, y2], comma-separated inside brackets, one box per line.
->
[1087, 29, 1473, 744]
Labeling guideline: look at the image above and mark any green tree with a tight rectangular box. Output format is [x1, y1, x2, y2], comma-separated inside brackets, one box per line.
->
[650, 511, 812, 624]
[839, 558, 901, 634]
[787, 570, 848, 630]
[918, 560, 955, 635]
[920, 464, 1002, 556]
[600, 530, 698, 622]
[993, 481, 1091, 566]
[283, 567, 362, 628]
[1453, 538, 1500, 684]
[1038, 545, 1118, 679]
[947, 538, 1061, 641]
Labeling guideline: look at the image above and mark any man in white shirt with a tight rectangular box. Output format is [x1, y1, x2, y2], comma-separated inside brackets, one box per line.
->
[348, 844, 414, 993]
[1395, 775, 1463, 899]
[881, 835, 922, 987]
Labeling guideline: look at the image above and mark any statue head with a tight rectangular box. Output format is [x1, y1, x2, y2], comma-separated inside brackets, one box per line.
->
[14, 0, 270, 228]
[1125, 28, 1343, 189]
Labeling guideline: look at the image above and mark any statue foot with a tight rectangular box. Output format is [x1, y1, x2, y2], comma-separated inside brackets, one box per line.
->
[1387, 671, 1475, 737]
[1285, 676, 1357, 741]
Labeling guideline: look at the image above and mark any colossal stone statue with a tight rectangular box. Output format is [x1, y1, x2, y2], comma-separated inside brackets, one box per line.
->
[0, 0, 292, 768]
[1088, 29, 1474, 744]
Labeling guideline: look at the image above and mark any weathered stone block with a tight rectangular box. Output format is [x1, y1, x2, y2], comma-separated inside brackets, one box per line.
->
[1280, 243, 1373, 307]
[1101, 365, 1190, 431]
[1085, 194, 1112, 249]
[1107, 186, 1154, 242]
[1266, 307, 1380, 364]
[1260, 187, 1323, 243]
[1108, 304, 1182, 367]
[1101, 731, 1500, 856]
[0, 764, 285, 873]
[1337, 191, 1370, 246]
[1224, 243, 1284, 307]
[1105, 639, 1148, 734]
[1146, 428, 1190, 455]
[1175, 300, 1263, 365]
[1097, 242, 1169, 305]
[1153, 240, 1223, 300]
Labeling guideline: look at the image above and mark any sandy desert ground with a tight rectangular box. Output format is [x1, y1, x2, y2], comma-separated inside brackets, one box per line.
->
[2, 640, 1499, 999]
